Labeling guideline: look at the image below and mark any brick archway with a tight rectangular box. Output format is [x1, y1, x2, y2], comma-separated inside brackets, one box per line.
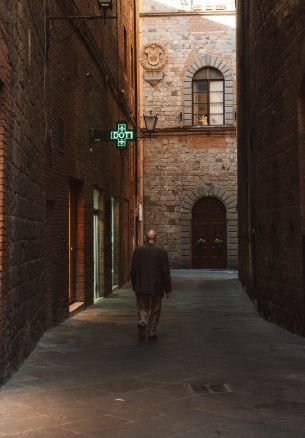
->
[183, 54, 234, 126]
[180, 183, 238, 268]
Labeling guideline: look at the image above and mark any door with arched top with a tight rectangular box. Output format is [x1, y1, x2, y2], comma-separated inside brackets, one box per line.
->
[192, 197, 227, 269]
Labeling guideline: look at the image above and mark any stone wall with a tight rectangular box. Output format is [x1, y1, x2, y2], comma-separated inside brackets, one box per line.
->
[237, 0, 305, 334]
[143, 129, 237, 267]
[140, 7, 238, 268]
[0, 0, 136, 384]
[140, 13, 237, 128]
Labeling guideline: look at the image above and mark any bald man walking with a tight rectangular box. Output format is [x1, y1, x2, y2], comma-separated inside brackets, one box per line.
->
[131, 230, 172, 341]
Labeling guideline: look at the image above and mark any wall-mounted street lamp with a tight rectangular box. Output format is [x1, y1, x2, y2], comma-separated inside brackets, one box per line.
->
[143, 111, 158, 140]
[98, 0, 114, 9]
[97, 0, 114, 21]
[46, 0, 117, 57]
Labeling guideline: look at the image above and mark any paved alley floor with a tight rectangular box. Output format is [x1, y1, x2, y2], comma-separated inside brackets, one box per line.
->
[1, 270, 305, 437]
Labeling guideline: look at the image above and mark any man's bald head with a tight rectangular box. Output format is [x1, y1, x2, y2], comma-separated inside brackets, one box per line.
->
[146, 229, 157, 243]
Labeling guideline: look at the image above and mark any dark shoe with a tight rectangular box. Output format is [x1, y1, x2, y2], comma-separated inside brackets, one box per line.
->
[138, 324, 146, 341]
[148, 334, 159, 342]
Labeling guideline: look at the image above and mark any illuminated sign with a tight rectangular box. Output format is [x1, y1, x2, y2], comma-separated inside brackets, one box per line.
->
[109, 122, 135, 149]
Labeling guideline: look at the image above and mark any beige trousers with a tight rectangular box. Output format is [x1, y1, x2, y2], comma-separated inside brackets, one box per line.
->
[137, 295, 162, 336]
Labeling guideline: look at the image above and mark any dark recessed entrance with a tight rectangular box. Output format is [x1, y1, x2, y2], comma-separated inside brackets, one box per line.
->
[192, 197, 227, 269]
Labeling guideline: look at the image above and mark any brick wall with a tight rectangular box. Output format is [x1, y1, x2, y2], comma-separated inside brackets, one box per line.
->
[0, 1, 47, 384]
[237, 0, 305, 334]
[0, 0, 136, 384]
[0, 22, 9, 382]
[140, 6, 238, 268]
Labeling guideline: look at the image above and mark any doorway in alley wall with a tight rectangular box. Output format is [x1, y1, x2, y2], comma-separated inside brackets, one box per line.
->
[68, 181, 83, 305]
[192, 197, 227, 269]
[121, 199, 130, 284]
[93, 189, 105, 302]
[111, 196, 120, 289]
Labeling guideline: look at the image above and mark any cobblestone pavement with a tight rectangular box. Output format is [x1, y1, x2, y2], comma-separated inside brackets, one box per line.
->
[1, 270, 305, 437]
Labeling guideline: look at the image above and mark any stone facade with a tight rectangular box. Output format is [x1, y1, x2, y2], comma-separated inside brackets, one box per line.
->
[140, 0, 238, 268]
[237, 0, 305, 335]
[0, 0, 137, 384]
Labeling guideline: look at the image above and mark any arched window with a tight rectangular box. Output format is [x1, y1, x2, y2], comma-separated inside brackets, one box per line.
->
[192, 67, 224, 126]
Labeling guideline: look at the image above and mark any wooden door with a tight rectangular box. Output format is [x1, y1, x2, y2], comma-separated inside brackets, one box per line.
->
[192, 197, 227, 269]
[68, 183, 78, 304]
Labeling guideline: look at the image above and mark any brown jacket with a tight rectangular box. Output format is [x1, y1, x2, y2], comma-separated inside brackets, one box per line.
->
[130, 244, 172, 296]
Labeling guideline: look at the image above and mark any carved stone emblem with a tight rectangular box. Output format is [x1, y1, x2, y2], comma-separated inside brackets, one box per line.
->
[140, 42, 167, 71]
[206, 184, 213, 196]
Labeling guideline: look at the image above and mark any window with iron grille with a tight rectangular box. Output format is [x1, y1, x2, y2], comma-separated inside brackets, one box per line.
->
[192, 67, 224, 126]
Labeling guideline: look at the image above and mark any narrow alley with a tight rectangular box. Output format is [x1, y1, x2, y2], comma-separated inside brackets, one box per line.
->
[1, 0, 305, 436]
[1, 271, 305, 437]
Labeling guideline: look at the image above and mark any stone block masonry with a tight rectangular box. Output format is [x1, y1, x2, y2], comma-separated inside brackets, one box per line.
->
[144, 130, 237, 267]
[140, 6, 237, 268]
[140, 13, 237, 129]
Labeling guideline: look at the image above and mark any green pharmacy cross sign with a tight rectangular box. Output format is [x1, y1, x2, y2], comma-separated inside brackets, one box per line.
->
[109, 122, 135, 149]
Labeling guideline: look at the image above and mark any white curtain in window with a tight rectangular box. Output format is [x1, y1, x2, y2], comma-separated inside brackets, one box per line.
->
[209, 81, 224, 125]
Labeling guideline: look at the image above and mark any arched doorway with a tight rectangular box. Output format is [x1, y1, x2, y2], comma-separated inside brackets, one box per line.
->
[192, 197, 227, 269]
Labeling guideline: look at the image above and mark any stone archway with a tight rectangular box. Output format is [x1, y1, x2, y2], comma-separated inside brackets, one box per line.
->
[183, 54, 234, 126]
[180, 183, 238, 268]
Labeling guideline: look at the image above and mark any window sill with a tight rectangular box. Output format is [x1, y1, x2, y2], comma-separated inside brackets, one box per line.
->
[150, 125, 236, 136]
[190, 124, 233, 129]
